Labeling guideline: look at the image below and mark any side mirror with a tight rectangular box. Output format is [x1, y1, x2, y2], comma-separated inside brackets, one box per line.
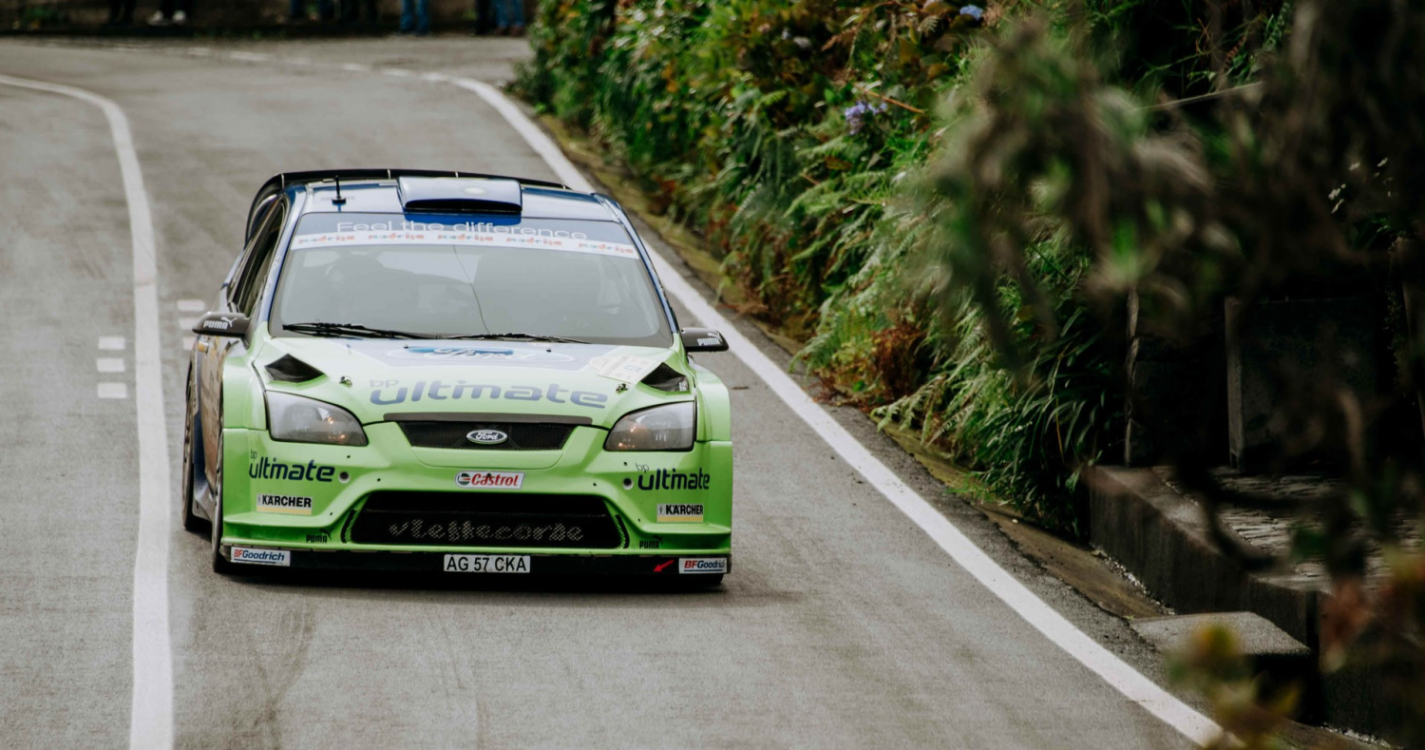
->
[680, 327, 728, 353]
[192, 311, 250, 337]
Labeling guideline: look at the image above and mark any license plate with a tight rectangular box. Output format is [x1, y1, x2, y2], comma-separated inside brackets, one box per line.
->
[442, 554, 531, 574]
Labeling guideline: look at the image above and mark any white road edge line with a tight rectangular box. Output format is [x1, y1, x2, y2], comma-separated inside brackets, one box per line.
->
[455, 76, 1225, 748]
[0, 75, 175, 750]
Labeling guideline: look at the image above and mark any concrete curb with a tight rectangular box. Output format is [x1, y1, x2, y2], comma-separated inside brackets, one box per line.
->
[1088, 466, 1398, 737]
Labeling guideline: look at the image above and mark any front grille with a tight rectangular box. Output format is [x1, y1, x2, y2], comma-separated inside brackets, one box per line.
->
[349, 491, 621, 548]
[398, 421, 575, 451]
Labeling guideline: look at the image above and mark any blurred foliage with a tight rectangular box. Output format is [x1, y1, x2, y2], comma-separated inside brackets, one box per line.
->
[518, 0, 1425, 740]
[1169, 624, 1298, 750]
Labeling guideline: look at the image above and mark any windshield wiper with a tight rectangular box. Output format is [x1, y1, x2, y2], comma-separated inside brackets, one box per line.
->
[449, 332, 591, 344]
[284, 322, 437, 339]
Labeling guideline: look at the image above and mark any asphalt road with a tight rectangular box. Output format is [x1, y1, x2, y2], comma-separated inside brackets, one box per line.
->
[0, 38, 1201, 750]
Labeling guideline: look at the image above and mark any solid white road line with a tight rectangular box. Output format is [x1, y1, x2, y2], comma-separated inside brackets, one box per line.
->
[0, 75, 175, 750]
[100, 335, 127, 350]
[460, 78, 1225, 747]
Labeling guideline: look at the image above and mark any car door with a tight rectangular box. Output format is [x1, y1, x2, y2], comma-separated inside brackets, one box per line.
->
[199, 199, 287, 491]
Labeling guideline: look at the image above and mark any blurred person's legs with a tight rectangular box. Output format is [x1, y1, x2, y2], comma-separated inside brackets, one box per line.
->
[399, 0, 428, 34]
[106, 0, 135, 25]
[493, 0, 523, 34]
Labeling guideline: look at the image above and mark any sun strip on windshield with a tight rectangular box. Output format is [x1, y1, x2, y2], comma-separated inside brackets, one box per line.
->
[289, 229, 639, 260]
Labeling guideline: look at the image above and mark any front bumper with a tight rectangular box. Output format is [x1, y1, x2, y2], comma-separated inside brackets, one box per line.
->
[219, 423, 733, 567]
[220, 545, 730, 576]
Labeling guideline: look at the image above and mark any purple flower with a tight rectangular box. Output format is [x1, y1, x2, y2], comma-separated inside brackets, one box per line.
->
[959, 4, 984, 20]
[843, 100, 888, 134]
[837, 99, 883, 134]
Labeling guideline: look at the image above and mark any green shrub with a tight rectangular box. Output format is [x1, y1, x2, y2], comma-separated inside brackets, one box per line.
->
[513, 0, 1280, 534]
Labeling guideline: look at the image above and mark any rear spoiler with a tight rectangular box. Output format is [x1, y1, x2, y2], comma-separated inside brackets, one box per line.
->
[244, 169, 569, 243]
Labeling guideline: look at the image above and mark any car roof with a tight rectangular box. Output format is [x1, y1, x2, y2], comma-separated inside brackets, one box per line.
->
[246, 170, 624, 241]
[292, 180, 619, 222]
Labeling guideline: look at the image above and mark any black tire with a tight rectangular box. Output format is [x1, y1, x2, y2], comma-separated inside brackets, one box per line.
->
[180, 368, 208, 534]
[210, 435, 232, 575]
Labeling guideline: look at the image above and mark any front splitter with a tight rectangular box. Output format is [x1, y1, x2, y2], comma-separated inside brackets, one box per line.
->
[221, 545, 730, 576]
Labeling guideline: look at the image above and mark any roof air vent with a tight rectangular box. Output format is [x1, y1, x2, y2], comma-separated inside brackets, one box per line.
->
[397, 177, 523, 214]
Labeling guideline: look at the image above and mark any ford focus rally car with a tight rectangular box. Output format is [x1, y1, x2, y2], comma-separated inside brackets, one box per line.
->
[181, 169, 732, 583]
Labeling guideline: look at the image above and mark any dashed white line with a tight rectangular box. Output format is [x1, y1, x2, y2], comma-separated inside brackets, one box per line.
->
[178, 316, 198, 330]
[98, 382, 129, 399]
[341, 62, 371, 72]
[462, 78, 1225, 747]
[99, 335, 127, 350]
[98, 357, 126, 373]
[229, 51, 271, 63]
[382, 68, 414, 78]
[0, 74, 175, 750]
[175, 299, 205, 312]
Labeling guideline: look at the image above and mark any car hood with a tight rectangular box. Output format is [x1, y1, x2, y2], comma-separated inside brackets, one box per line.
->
[255, 336, 688, 429]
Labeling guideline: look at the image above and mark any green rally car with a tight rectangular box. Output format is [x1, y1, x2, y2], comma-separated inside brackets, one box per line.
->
[181, 170, 732, 582]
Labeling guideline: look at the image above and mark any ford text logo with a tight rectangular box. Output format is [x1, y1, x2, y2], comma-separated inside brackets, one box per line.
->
[467, 429, 508, 445]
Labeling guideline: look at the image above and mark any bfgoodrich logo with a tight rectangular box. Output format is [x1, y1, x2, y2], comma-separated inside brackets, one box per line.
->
[231, 548, 291, 567]
[679, 557, 727, 575]
[256, 494, 314, 515]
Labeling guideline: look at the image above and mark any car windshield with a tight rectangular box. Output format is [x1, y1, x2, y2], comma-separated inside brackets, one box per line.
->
[270, 213, 672, 347]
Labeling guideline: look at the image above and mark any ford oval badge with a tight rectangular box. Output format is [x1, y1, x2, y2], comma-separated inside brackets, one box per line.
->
[467, 429, 508, 445]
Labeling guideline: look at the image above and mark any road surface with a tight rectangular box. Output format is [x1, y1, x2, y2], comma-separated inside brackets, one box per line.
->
[0, 38, 1204, 750]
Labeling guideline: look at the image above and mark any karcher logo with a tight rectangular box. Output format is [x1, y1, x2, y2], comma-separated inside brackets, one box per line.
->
[256, 493, 314, 515]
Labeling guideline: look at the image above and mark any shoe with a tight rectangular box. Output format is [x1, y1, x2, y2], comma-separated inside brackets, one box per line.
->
[494, 25, 509, 35]
[173, 10, 187, 24]
[510, 24, 524, 37]
[147, 10, 171, 25]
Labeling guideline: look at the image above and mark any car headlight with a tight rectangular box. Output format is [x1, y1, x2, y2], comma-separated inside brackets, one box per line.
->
[604, 402, 695, 452]
[266, 392, 368, 446]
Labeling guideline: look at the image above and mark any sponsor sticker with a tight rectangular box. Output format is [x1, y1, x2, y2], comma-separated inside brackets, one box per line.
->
[290, 227, 639, 260]
[635, 468, 711, 491]
[231, 547, 291, 567]
[256, 493, 314, 515]
[386, 346, 576, 364]
[588, 354, 662, 384]
[657, 503, 704, 523]
[443, 554, 531, 574]
[247, 456, 337, 482]
[454, 470, 525, 490]
[679, 557, 727, 575]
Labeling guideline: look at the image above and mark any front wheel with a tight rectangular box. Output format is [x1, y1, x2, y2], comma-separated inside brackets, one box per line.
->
[209, 437, 231, 575]
[180, 370, 208, 534]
